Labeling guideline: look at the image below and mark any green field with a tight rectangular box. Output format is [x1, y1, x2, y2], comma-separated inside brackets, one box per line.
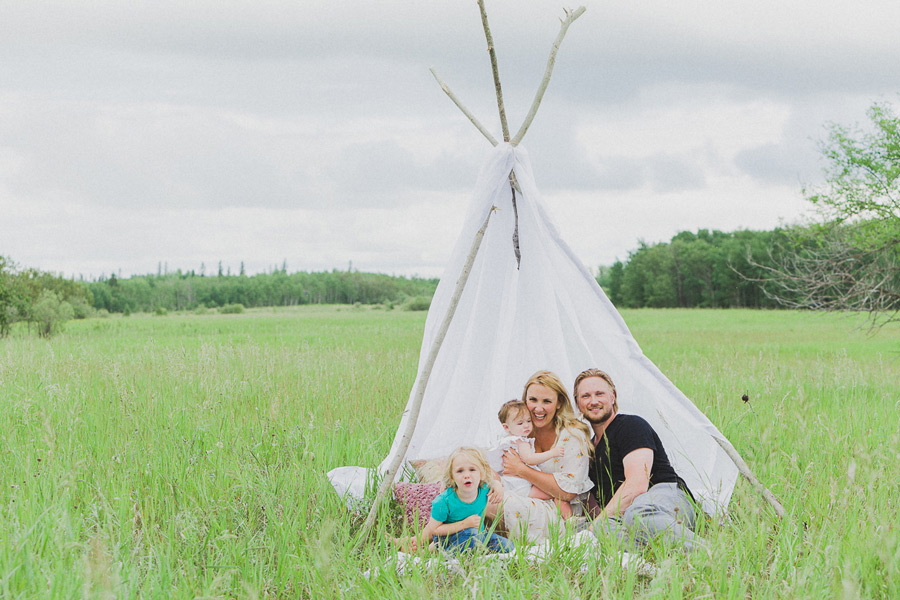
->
[1, 307, 898, 598]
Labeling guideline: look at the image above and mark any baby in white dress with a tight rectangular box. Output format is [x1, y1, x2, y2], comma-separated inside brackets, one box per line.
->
[486, 400, 570, 518]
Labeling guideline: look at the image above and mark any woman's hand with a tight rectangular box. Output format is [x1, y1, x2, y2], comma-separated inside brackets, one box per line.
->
[488, 484, 504, 505]
[502, 448, 528, 478]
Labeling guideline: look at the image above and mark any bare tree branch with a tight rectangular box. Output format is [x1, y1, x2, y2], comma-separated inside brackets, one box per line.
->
[747, 227, 900, 328]
[511, 6, 587, 145]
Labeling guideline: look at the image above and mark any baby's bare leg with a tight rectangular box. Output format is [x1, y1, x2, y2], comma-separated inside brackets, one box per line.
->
[528, 486, 553, 501]
[527, 487, 572, 519]
[554, 498, 572, 519]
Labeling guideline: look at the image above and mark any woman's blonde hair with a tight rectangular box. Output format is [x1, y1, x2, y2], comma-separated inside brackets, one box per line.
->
[521, 370, 592, 450]
[442, 446, 493, 491]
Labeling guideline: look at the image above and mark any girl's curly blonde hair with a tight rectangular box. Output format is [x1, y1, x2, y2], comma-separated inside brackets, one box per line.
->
[442, 446, 493, 491]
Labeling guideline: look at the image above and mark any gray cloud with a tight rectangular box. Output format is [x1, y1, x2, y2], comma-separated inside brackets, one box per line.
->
[2, 0, 899, 276]
[733, 102, 853, 187]
[577, 154, 707, 193]
[1, 97, 323, 209]
[646, 154, 707, 193]
[521, 113, 605, 191]
[330, 140, 479, 206]
[734, 143, 808, 186]
[584, 156, 646, 192]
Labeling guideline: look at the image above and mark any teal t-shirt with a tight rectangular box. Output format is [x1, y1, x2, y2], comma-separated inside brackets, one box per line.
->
[430, 486, 488, 530]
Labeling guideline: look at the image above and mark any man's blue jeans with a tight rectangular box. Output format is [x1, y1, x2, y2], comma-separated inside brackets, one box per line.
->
[435, 528, 514, 553]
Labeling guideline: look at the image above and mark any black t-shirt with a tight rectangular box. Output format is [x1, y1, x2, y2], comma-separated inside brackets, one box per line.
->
[589, 413, 689, 506]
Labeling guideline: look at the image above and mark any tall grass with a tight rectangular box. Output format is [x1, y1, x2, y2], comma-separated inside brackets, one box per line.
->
[0, 307, 897, 598]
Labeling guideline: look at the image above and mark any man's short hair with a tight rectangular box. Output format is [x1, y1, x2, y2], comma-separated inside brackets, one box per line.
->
[573, 368, 618, 410]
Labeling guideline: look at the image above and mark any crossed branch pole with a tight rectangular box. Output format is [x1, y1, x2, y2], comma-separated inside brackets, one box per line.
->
[432, 4, 587, 267]
[430, 6, 587, 149]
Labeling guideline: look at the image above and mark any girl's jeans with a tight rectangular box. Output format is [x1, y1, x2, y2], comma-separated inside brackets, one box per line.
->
[435, 528, 514, 553]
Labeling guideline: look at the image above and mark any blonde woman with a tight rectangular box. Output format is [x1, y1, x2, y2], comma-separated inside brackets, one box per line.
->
[490, 370, 593, 541]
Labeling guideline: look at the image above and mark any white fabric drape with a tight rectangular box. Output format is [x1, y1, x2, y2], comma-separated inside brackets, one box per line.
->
[328, 143, 738, 514]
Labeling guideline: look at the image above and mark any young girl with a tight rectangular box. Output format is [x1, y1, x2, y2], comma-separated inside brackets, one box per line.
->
[396, 447, 513, 553]
[488, 400, 572, 519]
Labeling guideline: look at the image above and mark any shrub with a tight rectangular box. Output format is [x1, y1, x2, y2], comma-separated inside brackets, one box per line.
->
[220, 303, 245, 314]
[402, 296, 431, 311]
[154, 306, 168, 316]
[31, 290, 75, 337]
[70, 296, 93, 319]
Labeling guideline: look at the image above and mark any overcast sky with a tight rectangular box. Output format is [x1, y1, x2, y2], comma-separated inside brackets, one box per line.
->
[2, 1, 899, 279]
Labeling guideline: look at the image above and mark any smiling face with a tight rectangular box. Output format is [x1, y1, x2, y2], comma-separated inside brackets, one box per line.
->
[449, 454, 482, 492]
[576, 376, 618, 426]
[503, 409, 534, 438]
[524, 383, 560, 432]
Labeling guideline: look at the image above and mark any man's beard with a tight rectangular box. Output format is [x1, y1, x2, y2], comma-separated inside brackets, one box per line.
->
[582, 406, 614, 425]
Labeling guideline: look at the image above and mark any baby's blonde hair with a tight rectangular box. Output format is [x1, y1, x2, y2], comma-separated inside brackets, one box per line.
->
[497, 399, 530, 424]
[442, 446, 493, 491]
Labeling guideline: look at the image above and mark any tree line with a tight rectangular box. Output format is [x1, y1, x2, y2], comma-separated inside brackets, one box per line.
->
[87, 268, 438, 314]
[758, 102, 900, 325]
[596, 228, 794, 309]
[0, 223, 833, 338]
[0, 257, 438, 336]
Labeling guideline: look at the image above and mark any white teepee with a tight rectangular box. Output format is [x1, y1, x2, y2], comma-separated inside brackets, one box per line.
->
[327, 3, 782, 529]
[328, 143, 739, 515]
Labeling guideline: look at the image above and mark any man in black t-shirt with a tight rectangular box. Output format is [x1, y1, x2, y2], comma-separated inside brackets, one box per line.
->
[574, 368, 703, 552]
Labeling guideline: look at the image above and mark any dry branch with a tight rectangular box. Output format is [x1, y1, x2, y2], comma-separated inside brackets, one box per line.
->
[478, 0, 510, 141]
[748, 230, 900, 327]
[429, 68, 499, 147]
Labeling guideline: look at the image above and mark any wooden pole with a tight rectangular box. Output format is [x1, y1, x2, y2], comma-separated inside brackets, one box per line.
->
[478, 0, 510, 142]
[360, 0, 519, 540]
[714, 437, 786, 517]
[511, 7, 587, 145]
[359, 208, 497, 537]
[429, 68, 499, 147]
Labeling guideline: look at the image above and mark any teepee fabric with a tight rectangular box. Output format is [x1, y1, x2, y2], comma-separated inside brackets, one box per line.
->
[328, 143, 739, 514]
